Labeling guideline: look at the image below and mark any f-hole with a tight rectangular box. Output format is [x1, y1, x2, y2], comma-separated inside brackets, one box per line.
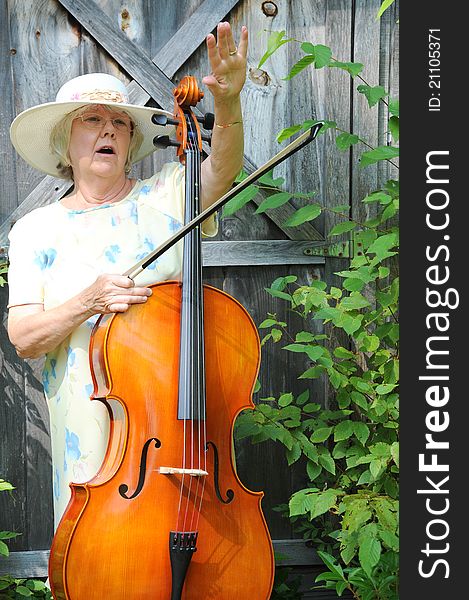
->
[206, 441, 234, 504]
[119, 437, 161, 499]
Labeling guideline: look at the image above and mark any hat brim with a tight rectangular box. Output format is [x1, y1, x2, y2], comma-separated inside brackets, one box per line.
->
[10, 100, 175, 178]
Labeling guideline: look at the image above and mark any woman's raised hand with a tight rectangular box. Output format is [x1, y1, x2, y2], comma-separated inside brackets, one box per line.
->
[80, 274, 152, 315]
[202, 22, 248, 105]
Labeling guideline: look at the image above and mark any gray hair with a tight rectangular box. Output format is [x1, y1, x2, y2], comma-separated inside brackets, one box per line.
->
[49, 105, 143, 180]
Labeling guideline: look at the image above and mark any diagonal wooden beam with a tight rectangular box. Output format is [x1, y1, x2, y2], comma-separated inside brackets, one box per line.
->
[57, 0, 323, 241]
[57, 0, 243, 113]
[2, 0, 323, 243]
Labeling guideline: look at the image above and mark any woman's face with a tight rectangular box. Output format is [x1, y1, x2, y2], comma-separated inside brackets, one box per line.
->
[68, 105, 133, 180]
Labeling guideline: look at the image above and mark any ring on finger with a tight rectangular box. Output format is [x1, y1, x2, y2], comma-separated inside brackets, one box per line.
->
[229, 47, 237, 55]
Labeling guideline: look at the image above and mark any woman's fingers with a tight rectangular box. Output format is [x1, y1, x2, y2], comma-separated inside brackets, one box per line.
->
[237, 25, 248, 58]
[86, 274, 152, 314]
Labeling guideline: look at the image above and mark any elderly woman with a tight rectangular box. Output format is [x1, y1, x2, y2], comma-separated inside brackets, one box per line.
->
[7, 22, 248, 527]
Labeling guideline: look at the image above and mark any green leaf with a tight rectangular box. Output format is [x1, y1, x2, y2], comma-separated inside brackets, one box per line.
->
[360, 146, 399, 168]
[370, 458, 388, 479]
[289, 489, 313, 516]
[0, 531, 20, 540]
[376, 0, 396, 19]
[329, 61, 364, 77]
[15, 585, 32, 596]
[258, 169, 285, 188]
[278, 392, 294, 407]
[284, 204, 322, 227]
[276, 124, 303, 143]
[271, 275, 297, 290]
[299, 365, 325, 379]
[222, 185, 258, 217]
[351, 391, 368, 411]
[336, 133, 359, 151]
[307, 460, 322, 481]
[390, 442, 399, 467]
[379, 530, 399, 551]
[296, 389, 310, 405]
[0, 480, 14, 492]
[264, 288, 292, 301]
[318, 453, 336, 474]
[357, 470, 372, 485]
[329, 204, 350, 214]
[366, 233, 398, 260]
[311, 427, 333, 443]
[389, 98, 400, 117]
[389, 115, 399, 142]
[300, 42, 315, 54]
[363, 191, 392, 205]
[314, 45, 333, 68]
[25, 580, 47, 591]
[353, 422, 370, 445]
[255, 192, 292, 213]
[286, 442, 302, 465]
[317, 550, 345, 578]
[258, 318, 277, 328]
[258, 30, 295, 68]
[359, 536, 382, 576]
[296, 331, 320, 342]
[0, 540, 9, 557]
[284, 54, 316, 80]
[357, 84, 388, 108]
[340, 292, 371, 311]
[376, 383, 397, 395]
[334, 420, 354, 441]
[343, 278, 365, 292]
[334, 347, 355, 359]
[271, 328, 283, 342]
[360, 335, 380, 352]
[309, 489, 340, 519]
[329, 221, 357, 237]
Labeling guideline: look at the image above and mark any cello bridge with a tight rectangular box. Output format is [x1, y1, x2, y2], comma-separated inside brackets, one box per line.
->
[158, 467, 208, 477]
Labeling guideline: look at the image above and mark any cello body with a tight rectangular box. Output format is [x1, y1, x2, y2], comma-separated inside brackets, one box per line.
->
[49, 281, 275, 599]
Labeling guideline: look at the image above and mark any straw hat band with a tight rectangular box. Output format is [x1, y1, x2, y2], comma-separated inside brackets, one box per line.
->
[70, 89, 129, 103]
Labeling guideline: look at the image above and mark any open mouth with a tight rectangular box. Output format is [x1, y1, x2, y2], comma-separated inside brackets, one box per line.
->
[96, 146, 115, 155]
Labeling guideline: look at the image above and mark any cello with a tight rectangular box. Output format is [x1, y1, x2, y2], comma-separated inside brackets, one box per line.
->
[49, 76, 277, 599]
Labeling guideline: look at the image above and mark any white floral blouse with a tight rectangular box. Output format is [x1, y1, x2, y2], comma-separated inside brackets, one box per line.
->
[7, 162, 217, 527]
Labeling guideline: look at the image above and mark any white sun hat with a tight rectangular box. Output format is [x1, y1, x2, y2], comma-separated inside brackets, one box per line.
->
[9, 72, 174, 178]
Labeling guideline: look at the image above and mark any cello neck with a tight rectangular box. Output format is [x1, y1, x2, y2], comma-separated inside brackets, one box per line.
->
[178, 115, 206, 422]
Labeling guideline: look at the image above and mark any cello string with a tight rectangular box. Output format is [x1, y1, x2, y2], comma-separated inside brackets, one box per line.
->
[191, 133, 203, 532]
[187, 116, 208, 532]
[187, 115, 205, 532]
[183, 121, 199, 533]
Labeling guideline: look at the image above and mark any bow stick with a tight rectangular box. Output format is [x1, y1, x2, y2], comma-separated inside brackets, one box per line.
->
[124, 122, 324, 280]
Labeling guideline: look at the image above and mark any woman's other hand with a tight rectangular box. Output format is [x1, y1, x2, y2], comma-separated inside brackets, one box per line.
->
[202, 22, 248, 105]
[79, 274, 152, 315]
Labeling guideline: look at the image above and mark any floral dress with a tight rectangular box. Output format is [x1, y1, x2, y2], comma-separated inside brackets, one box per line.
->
[7, 162, 217, 527]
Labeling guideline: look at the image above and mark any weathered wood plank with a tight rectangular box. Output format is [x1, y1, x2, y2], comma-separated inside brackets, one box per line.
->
[202, 240, 326, 266]
[0, 0, 18, 222]
[0, 539, 324, 578]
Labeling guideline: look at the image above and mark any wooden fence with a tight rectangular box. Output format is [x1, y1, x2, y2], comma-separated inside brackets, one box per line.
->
[0, 0, 398, 596]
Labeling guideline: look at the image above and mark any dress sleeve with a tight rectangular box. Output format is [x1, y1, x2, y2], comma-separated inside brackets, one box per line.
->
[168, 162, 219, 238]
[7, 214, 46, 308]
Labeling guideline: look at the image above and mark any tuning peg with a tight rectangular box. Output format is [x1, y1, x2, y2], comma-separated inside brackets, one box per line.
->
[153, 135, 181, 149]
[152, 114, 179, 127]
[200, 112, 215, 131]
